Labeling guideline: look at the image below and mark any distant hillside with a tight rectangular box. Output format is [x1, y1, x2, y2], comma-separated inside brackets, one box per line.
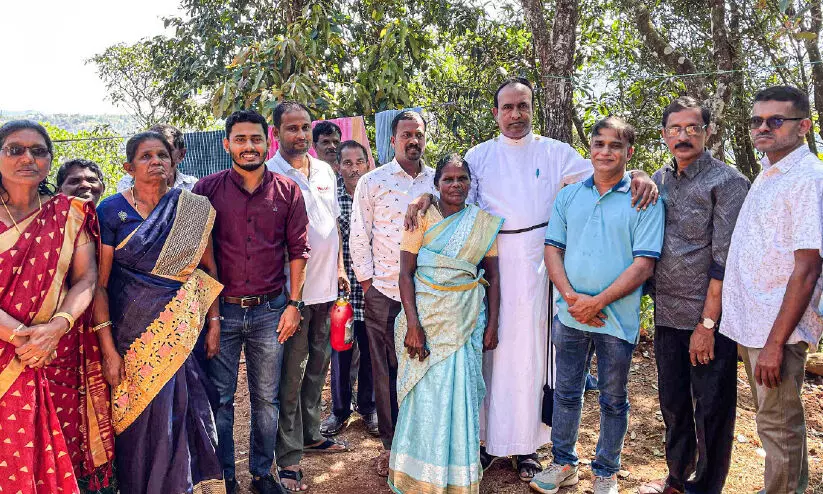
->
[0, 111, 139, 135]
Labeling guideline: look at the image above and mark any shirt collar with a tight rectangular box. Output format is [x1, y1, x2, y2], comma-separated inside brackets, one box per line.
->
[667, 150, 712, 179]
[174, 170, 198, 186]
[228, 167, 271, 195]
[582, 171, 631, 194]
[497, 131, 534, 147]
[762, 144, 813, 174]
[387, 158, 432, 179]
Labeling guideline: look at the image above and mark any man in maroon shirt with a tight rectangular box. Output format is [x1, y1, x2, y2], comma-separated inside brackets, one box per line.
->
[193, 109, 310, 494]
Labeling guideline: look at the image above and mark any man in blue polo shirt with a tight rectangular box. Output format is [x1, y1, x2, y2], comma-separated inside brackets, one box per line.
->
[531, 117, 664, 494]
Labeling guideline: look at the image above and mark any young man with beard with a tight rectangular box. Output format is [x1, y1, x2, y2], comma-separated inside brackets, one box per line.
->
[721, 86, 823, 494]
[638, 97, 749, 494]
[321, 140, 379, 437]
[193, 110, 310, 494]
[350, 110, 438, 476]
[313, 121, 342, 175]
[534, 117, 663, 494]
[266, 102, 350, 493]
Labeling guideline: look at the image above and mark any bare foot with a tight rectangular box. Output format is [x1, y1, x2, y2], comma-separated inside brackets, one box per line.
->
[279, 465, 308, 492]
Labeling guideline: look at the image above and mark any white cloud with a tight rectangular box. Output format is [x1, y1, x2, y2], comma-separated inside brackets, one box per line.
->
[0, 0, 180, 115]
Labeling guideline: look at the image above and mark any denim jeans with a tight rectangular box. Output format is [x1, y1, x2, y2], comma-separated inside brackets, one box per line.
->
[551, 318, 636, 477]
[208, 294, 287, 479]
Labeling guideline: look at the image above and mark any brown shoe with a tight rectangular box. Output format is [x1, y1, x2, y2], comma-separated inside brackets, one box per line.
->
[637, 479, 684, 494]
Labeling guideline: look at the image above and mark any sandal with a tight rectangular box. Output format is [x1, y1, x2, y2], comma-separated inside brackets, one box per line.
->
[480, 445, 502, 471]
[513, 453, 543, 482]
[637, 479, 684, 494]
[304, 437, 349, 453]
[278, 468, 308, 493]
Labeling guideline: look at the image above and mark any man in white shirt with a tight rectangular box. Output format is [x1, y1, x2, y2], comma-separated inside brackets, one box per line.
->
[721, 86, 823, 494]
[267, 101, 349, 492]
[116, 123, 198, 192]
[349, 110, 437, 476]
[406, 78, 657, 482]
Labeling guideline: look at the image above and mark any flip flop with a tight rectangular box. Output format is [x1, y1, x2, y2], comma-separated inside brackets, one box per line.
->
[304, 437, 349, 453]
[278, 468, 308, 493]
[637, 479, 684, 494]
[513, 453, 543, 482]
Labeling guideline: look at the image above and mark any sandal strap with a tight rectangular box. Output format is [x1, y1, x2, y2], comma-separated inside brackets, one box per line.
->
[278, 469, 303, 482]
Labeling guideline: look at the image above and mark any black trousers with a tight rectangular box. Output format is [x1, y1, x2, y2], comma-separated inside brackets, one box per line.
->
[330, 320, 376, 417]
[363, 287, 402, 450]
[654, 326, 737, 494]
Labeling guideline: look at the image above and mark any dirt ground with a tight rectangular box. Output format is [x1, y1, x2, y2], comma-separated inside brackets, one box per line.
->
[231, 340, 823, 493]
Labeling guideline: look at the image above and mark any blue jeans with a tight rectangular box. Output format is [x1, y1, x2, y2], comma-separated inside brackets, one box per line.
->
[551, 318, 635, 477]
[208, 294, 287, 479]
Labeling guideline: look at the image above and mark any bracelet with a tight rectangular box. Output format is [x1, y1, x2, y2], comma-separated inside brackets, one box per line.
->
[51, 312, 75, 332]
[92, 321, 113, 332]
[8, 323, 25, 344]
[209, 316, 224, 322]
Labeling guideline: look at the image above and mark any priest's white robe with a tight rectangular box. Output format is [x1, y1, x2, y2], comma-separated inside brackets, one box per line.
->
[467, 132, 592, 456]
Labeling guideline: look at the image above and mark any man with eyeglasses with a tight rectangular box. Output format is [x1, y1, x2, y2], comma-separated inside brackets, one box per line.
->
[721, 86, 823, 494]
[638, 96, 749, 494]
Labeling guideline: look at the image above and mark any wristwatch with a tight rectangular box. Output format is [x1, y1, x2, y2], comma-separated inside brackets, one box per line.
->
[288, 300, 305, 311]
[701, 317, 716, 330]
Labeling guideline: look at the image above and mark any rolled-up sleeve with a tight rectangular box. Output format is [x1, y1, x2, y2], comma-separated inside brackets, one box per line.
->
[545, 188, 569, 249]
[350, 176, 374, 282]
[709, 174, 750, 280]
[286, 183, 311, 260]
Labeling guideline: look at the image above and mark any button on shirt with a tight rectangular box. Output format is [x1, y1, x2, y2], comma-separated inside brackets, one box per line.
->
[651, 152, 750, 330]
[545, 172, 665, 344]
[338, 182, 364, 321]
[267, 152, 340, 305]
[192, 168, 310, 297]
[350, 159, 437, 301]
[721, 145, 823, 349]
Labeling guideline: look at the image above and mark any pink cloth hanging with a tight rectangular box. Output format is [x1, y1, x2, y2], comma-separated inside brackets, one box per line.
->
[267, 116, 375, 169]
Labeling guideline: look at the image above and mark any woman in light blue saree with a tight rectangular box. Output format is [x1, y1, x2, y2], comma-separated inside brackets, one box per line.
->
[389, 154, 503, 494]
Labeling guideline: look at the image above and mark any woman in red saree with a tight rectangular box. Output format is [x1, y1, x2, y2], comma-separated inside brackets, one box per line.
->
[0, 120, 114, 493]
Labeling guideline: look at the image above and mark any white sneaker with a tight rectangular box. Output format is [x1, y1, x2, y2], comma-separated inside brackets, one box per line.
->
[593, 474, 618, 494]
[529, 463, 579, 494]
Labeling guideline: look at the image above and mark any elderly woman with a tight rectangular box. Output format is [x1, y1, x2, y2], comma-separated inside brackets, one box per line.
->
[389, 154, 503, 494]
[94, 131, 224, 494]
[0, 120, 114, 493]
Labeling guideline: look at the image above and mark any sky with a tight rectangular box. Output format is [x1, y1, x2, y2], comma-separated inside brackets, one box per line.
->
[0, 0, 181, 115]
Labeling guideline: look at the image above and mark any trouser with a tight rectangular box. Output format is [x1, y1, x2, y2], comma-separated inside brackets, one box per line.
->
[208, 294, 287, 479]
[276, 302, 334, 466]
[330, 320, 376, 418]
[364, 287, 402, 450]
[551, 319, 635, 478]
[654, 326, 737, 494]
[741, 342, 809, 494]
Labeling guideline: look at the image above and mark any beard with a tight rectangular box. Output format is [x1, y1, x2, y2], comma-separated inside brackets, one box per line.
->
[231, 150, 265, 171]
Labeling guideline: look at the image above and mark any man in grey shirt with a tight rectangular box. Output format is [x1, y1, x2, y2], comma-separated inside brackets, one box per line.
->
[639, 97, 749, 494]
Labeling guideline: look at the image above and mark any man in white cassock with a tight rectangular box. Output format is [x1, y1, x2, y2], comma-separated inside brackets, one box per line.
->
[407, 78, 657, 482]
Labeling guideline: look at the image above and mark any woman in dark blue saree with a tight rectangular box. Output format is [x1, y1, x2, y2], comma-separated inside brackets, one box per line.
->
[93, 132, 225, 494]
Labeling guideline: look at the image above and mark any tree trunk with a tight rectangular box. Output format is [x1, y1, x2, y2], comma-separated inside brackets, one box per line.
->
[727, 0, 760, 180]
[804, 1, 823, 143]
[521, 0, 579, 143]
[709, 0, 734, 158]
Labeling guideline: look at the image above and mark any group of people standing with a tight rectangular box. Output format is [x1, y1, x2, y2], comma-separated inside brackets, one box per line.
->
[0, 77, 820, 494]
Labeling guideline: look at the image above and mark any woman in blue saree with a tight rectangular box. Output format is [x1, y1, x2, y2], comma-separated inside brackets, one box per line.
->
[93, 132, 225, 494]
[389, 154, 503, 493]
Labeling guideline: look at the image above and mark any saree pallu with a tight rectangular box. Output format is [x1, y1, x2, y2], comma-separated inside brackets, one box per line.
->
[106, 189, 225, 494]
[0, 195, 114, 494]
[389, 205, 503, 494]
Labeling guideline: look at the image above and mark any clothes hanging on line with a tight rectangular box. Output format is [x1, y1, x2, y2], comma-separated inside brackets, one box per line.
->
[266, 116, 375, 169]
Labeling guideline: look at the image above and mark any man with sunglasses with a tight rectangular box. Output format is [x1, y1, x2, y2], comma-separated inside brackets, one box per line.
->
[638, 96, 749, 494]
[721, 86, 823, 494]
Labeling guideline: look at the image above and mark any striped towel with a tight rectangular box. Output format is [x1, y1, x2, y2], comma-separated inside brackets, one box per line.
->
[179, 130, 232, 178]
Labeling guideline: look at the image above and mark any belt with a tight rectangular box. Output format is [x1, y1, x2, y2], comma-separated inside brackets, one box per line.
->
[221, 289, 284, 308]
[498, 222, 548, 234]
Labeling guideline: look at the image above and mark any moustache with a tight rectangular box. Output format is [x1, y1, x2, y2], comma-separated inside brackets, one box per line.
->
[405, 144, 421, 152]
[674, 142, 693, 150]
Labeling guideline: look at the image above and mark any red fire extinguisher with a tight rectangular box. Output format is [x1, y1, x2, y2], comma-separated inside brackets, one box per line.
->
[329, 296, 354, 351]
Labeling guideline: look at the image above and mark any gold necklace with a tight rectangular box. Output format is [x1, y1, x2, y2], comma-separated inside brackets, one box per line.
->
[1, 193, 42, 235]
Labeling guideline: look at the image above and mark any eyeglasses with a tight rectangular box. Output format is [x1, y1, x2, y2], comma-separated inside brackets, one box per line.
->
[1, 145, 50, 158]
[749, 116, 805, 130]
[664, 125, 708, 137]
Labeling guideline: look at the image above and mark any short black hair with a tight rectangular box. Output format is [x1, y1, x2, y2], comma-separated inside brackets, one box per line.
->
[273, 101, 312, 128]
[336, 140, 369, 163]
[126, 131, 174, 163]
[148, 123, 185, 150]
[313, 121, 341, 143]
[391, 110, 426, 136]
[434, 153, 472, 186]
[753, 85, 811, 116]
[56, 159, 104, 187]
[494, 77, 534, 108]
[661, 96, 711, 127]
[591, 116, 636, 147]
[225, 110, 269, 139]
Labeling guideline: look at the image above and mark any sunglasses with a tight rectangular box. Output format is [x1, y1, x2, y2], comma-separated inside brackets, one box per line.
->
[2, 144, 51, 158]
[749, 116, 805, 130]
[664, 125, 708, 137]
